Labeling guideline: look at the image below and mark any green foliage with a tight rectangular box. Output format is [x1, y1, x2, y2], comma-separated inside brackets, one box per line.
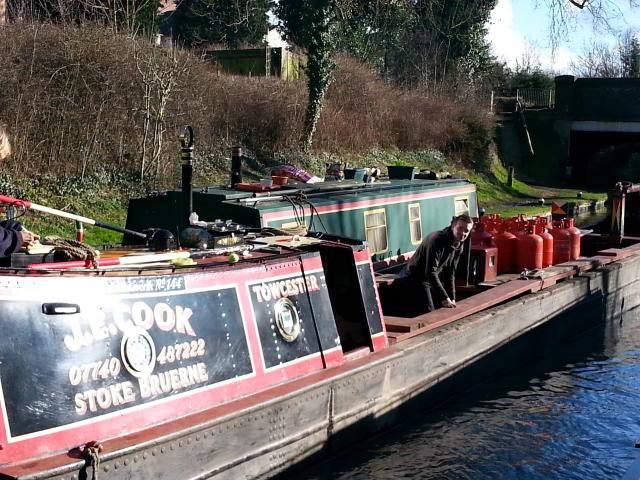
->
[172, 0, 273, 48]
[277, 0, 342, 150]
[388, 0, 497, 90]
[508, 69, 555, 90]
[0, 165, 145, 247]
[334, 0, 414, 75]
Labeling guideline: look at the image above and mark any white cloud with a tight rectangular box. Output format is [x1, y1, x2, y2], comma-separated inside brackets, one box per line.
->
[487, 0, 526, 66]
[487, 0, 577, 74]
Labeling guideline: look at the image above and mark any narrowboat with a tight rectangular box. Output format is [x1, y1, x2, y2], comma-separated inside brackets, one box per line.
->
[0, 228, 388, 479]
[1, 130, 639, 479]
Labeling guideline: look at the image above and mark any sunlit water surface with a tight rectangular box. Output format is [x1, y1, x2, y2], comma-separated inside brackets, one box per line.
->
[294, 310, 640, 480]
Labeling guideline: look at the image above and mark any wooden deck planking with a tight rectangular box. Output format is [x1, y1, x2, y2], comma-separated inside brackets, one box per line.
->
[383, 245, 640, 345]
[384, 279, 541, 344]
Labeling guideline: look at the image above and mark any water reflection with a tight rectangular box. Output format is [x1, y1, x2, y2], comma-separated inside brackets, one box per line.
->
[293, 310, 640, 480]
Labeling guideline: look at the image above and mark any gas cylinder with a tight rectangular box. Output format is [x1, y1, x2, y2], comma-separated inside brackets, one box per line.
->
[494, 226, 517, 274]
[564, 218, 581, 260]
[534, 219, 554, 268]
[516, 226, 543, 271]
[471, 222, 494, 247]
[549, 220, 571, 264]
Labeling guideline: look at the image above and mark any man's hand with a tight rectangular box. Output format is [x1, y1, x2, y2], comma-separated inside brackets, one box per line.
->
[20, 229, 40, 247]
[442, 297, 456, 308]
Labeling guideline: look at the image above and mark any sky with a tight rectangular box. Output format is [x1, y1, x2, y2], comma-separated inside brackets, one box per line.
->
[487, 0, 640, 74]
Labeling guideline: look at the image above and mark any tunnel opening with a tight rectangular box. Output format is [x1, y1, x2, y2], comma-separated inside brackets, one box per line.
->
[570, 130, 640, 187]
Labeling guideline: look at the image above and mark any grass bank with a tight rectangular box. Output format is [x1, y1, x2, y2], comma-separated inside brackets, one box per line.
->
[15, 153, 607, 248]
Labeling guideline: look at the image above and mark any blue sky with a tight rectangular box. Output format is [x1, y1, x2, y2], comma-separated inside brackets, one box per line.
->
[487, 0, 640, 73]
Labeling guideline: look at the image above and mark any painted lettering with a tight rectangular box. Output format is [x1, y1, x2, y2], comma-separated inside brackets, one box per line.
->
[64, 301, 198, 351]
[138, 362, 209, 399]
[251, 275, 321, 303]
[74, 381, 136, 415]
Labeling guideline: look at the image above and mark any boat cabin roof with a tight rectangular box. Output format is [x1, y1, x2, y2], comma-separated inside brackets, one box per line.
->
[194, 178, 475, 214]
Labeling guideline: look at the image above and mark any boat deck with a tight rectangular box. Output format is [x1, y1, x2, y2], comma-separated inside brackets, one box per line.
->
[379, 240, 640, 344]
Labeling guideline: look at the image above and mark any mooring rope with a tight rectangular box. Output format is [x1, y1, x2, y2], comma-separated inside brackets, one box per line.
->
[85, 444, 101, 480]
[43, 236, 100, 267]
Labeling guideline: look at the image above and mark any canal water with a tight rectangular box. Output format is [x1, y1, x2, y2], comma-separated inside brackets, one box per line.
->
[292, 308, 640, 479]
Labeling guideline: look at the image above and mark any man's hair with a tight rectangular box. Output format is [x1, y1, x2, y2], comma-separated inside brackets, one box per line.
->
[453, 213, 473, 224]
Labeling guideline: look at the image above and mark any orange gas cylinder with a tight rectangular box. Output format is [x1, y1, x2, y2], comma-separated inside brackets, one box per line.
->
[564, 218, 581, 260]
[549, 220, 571, 264]
[471, 222, 494, 247]
[534, 220, 554, 268]
[494, 227, 517, 274]
[516, 226, 543, 271]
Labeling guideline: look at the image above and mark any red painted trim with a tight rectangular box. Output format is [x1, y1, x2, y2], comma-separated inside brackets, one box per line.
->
[371, 333, 388, 351]
[262, 185, 477, 224]
[353, 248, 371, 264]
[343, 346, 371, 362]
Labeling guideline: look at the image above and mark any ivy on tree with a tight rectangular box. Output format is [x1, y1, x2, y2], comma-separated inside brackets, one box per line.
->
[278, 0, 353, 151]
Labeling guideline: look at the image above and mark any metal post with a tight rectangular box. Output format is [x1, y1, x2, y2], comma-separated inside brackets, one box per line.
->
[231, 146, 243, 186]
[507, 166, 515, 187]
[180, 125, 194, 230]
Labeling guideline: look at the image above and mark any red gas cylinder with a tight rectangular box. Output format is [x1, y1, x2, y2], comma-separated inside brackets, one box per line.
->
[564, 218, 581, 260]
[516, 226, 543, 271]
[549, 220, 571, 264]
[471, 222, 494, 247]
[494, 227, 517, 274]
[534, 220, 554, 268]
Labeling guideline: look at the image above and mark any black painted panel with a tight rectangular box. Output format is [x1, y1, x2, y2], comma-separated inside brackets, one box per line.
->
[356, 263, 384, 335]
[249, 270, 340, 369]
[0, 285, 250, 437]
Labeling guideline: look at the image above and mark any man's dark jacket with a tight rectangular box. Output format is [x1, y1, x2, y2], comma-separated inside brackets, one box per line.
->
[0, 220, 24, 257]
[405, 226, 463, 311]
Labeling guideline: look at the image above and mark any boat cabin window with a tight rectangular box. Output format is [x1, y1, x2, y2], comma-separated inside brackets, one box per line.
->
[408, 203, 422, 245]
[455, 196, 470, 216]
[364, 208, 388, 254]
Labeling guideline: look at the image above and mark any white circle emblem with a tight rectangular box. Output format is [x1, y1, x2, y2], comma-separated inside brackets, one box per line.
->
[120, 327, 156, 378]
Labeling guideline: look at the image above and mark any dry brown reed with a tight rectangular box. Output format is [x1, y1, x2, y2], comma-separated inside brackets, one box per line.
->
[0, 23, 490, 183]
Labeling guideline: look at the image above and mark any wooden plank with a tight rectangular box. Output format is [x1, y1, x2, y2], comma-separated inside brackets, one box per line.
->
[384, 317, 427, 333]
[597, 248, 629, 258]
[385, 278, 540, 344]
[375, 274, 399, 287]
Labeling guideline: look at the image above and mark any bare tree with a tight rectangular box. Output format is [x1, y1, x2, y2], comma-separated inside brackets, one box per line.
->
[7, 0, 159, 34]
[135, 41, 188, 183]
[571, 29, 640, 77]
[538, 0, 640, 50]
[571, 41, 623, 76]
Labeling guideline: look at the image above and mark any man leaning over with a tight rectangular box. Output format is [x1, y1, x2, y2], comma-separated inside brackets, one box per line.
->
[403, 214, 474, 313]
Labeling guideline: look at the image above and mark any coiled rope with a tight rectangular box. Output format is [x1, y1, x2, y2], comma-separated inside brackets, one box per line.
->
[43, 236, 100, 267]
